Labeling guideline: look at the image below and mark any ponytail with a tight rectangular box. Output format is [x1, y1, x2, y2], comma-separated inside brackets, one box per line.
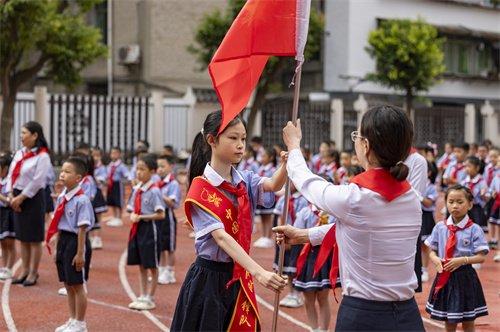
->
[389, 161, 409, 182]
[187, 110, 247, 187]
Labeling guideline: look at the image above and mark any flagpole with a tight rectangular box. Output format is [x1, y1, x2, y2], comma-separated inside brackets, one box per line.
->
[272, 61, 303, 332]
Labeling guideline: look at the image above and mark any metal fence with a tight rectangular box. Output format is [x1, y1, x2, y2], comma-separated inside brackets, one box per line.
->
[414, 105, 465, 149]
[163, 99, 190, 151]
[261, 97, 331, 152]
[49, 94, 150, 164]
[11, 93, 36, 151]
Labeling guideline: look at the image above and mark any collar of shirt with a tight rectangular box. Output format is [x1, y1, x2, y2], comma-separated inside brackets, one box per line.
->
[163, 173, 174, 183]
[134, 180, 154, 192]
[203, 163, 243, 187]
[465, 174, 481, 184]
[446, 214, 469, 228]
[110, 160, 122, 167]
[63, 185, 83, 201]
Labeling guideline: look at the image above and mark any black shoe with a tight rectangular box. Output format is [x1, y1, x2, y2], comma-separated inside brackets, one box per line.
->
[23, 274, 39, 287]
[11, 274, 28, 284]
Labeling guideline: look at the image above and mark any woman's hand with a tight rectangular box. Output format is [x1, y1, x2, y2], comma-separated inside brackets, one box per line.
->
[282, 119, 302, 151]
[10, 195, 25, 212]
[254, 268, 287, 292]
[280, 151, 289, 164]
[272, 225, 308, 245]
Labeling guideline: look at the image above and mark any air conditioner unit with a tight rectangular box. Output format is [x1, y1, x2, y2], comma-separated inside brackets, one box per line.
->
[118, 44, 140, 64]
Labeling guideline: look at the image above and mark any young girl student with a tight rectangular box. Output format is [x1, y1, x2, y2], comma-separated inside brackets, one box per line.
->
[106, 147, 129, 227]
[420, 161, 438, 283]
[461, 156, 489, 232]
[126, 153, 165, 311]
[171, 111, 287, 331]
[156, 154, 181, 285]
[253, 147, 277, 249]
[293, 204, 337, 332]
[90, 147, 108, 249]
[273, 182, 308, 308]
[0, 154, 16, 280]
[425, 185, 489, 331]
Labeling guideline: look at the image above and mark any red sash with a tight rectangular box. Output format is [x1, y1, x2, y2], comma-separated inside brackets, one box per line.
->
[11, 147, 48, 186]
[185, 177, 259, 332]
[433, 219, 474, 299]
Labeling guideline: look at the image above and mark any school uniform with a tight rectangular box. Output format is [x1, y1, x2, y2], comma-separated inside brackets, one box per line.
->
[126, 181, 165, 269]
[317, 162, 337, 182]
[443, 160, 467, 185]
[286, 148, 425, 331]
[156, 174, 181, 252]
[336, 166, 348, 185]
[311, 153, 322, 173]
[0, 177, 15, 240]
[293, 206, 338, 292]
[237, 157, 260, 174]
[272, 192, 308, 275]
[44, 166, 56, 213]
[7, 147, 51, 243]
[106, 160, 129, 208]
[255, 163, 276, 215]
[50, 186, 95, 285]
[92, 163, 108, 215]
[461, 175, 488, 231]
[80, 175, 103, 230]
[488, 175, 499, 225]
[171, 164, 275, 331]
[421, 181, 437, 241]
[424, 215, 489, 323]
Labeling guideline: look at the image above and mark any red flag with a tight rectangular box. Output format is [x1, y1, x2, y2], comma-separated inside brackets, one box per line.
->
[209, 0, 312, 133]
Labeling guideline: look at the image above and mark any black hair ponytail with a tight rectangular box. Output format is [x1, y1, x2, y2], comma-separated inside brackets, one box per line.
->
[188, 110, 246, 187]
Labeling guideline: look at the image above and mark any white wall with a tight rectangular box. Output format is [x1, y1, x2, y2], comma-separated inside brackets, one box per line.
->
[324, 0, 500, 100]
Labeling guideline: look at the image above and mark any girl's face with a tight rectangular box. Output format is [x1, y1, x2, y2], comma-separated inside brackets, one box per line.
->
[209, 121, 246, 165]
[465, 160, 479, 177]
[488, 150, 498, 166]
[446, 190, 472, 222]
[20, 127, 37, 149]
[261, 151, 271, 165]
[340, 153, 351, 167]
[319, 143, 330, 156]
[92, 150, 102, 162]
[0, 166, 8, 178]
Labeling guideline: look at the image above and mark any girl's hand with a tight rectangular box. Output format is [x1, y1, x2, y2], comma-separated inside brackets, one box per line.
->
[280, 151, 289, 164]
[254, 269, 287, 292]
[130, 213, 141, 223]
[443, 257, 466, 272]
[431, 256, 444, 273]
[282, 119, 302, 151]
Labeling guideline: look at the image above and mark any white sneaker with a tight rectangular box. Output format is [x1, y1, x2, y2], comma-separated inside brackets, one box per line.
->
[253, 237, 274, 248]
[421, 271, 429, 283]
[472, 263, 482, 270]
[55, 318, 74, 332]
[64, 320, 87, 332]
[135, 298, 156, 310]
[286, 294, 304, 308]
[106, 218, 123, 227]
[0, 268, 12, 280]
[91, 236, 103, 249]
[58, 287, 68, 296]
[158, 269, 170, 285]
[279, 294, 294, 307]
[167, 270, 176, 284]
[494, 253, 500, 262]
[129, 295, 148, 309]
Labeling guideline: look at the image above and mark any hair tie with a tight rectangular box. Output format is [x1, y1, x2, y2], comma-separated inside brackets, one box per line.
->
[396, 161, 404, 166]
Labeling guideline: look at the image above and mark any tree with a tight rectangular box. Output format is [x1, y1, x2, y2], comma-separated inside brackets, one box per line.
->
[188, 0, 324, 134]
[0, 0, 107, 150]
[365, 18, 445, 116]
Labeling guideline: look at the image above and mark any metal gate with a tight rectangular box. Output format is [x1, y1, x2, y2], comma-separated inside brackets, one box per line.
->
[261, 98, 331, 152]
[414, 105, 465, 149]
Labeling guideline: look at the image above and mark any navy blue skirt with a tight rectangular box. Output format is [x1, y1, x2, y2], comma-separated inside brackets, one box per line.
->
[0, 207, 15, 240]
[426, 264, 488, 323]
[470, 204, 487, 231]
[106, 181, 122, 208]
[293, 246, 340, 292]
[13, 189, 45, 242]
[420, 210, 435, 241]
[92, 187, 108, 214]
[171, 257, 240, 331]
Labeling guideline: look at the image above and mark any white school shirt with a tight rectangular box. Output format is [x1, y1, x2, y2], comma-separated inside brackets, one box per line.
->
[404, 151, 428, 197]
[287, 148, 421, 301]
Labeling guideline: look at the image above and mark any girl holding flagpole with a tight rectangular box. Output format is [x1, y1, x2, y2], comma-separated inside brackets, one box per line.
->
[424, 185, 488, 331]
[7, 121, 52, 286]
[171, 110, 287, 331]
[274, 105, 425, 331]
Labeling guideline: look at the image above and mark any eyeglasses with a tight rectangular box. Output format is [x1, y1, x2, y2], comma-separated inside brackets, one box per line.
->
[350, 130, 367, 143]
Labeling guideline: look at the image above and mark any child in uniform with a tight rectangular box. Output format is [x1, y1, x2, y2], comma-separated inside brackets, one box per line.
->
[273, 182, 308, 308]
[126, 154, 165, 310]
[171, 111, 287, 331]
[47, 157, 95, 332]
[420, 161, 438, 283]
[156, 155, 181, 284]
[425, 185, 489, 331]
[0, 154, 16, 280]
[105, 147, 129, 227]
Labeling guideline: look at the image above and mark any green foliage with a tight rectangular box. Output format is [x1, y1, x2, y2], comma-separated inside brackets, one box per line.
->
[0, 0, 107, 88]
[365, 18, 445, 97]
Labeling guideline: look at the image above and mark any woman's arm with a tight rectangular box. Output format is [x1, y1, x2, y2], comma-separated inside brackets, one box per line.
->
[211, 229, 286, 291]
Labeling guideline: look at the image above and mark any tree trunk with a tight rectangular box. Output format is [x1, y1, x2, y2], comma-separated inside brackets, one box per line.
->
[0, 90, 16, 151]
[405, 88, 413, 120]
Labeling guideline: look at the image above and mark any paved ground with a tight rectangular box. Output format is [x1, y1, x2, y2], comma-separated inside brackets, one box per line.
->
[1, 180, 498, 331]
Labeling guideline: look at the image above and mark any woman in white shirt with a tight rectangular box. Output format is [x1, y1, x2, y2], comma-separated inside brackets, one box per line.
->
[275, 105, 424, 331]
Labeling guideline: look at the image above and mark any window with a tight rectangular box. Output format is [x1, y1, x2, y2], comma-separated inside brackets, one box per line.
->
[89, 1, 108, 44]
[442, 37, 498, 78]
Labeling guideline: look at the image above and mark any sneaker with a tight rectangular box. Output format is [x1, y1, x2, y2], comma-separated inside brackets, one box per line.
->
[253, 237, 274, 248]
[167, 270, 176, 284]
[64, 320, 87, 332]
[134, 298, 156, 310]
[128, 295, 147, 309]
[91, 236, 103, 249]
[472, 263, 482, 270]
[281, 294, 304, 308]
[0, 268, 12, 280]
[494, 253, 500, 262]
[106, 218, 123, 227]
[55, 318, 74, 332]
[421, 270, 429, 283]
[158, 269, 170, 285]
[58, 287, 68, 296]
[279, 294, 295, 307]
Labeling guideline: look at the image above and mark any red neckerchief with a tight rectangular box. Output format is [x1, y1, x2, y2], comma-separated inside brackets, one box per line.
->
[11, 147, 49, 186]
[218, 180, 252, 287]
[129, 183, 154, 241]
[107, 160, 121, 192]
[464, 175, 482, 195]
[433, 218, 474, 298]
[156, 173, 174, 188]
[350, 168, 411, 202]
[450, 162, 464, 180]
[46, 188, 84, 254]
